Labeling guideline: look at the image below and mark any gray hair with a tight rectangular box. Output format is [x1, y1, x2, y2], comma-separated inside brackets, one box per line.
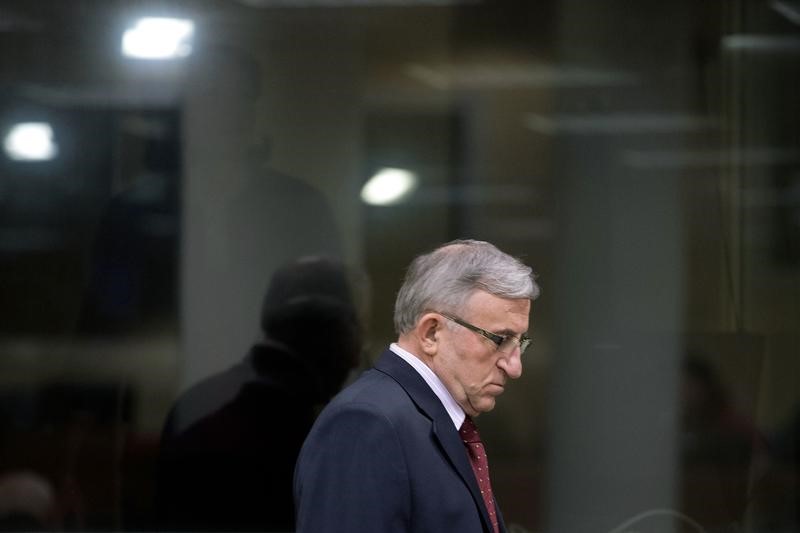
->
[394, 239, 540, 335]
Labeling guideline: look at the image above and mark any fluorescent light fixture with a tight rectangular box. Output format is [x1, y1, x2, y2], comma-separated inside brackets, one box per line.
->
[237, 0, 468, 6]
[524, 113, 717, 135]
[122, 17, 194, 59]
[3, 122, 58, 162]
[722, 34, 800, 52]
[622, 148, 800, 169]
[406, 63, 638, 90]
[361, 168, 417, 206]
[771, 0, 800, 26]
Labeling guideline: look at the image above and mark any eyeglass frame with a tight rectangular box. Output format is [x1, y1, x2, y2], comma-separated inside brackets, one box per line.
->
[437, 311, 532, 355]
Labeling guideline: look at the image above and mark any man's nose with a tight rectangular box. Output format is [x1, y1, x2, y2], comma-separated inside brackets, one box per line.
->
[498, 350, 522, 379]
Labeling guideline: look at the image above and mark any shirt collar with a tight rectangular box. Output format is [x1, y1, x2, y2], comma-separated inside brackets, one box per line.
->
[389, 343, 465, 429]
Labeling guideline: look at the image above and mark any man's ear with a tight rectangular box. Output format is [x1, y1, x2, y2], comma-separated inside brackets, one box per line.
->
[416, 312, 443, 356]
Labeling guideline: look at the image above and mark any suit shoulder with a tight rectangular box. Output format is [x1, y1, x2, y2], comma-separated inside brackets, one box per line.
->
[324, 368, 415, 417]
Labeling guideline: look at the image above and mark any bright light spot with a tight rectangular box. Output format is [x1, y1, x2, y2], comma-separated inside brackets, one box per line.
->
[361, 168, 418, 206]
[122, 17, 194, 59]
[3, 122, 59, 162]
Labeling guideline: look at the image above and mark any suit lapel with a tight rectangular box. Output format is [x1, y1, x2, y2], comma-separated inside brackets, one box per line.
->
[374, 349, 498, 533]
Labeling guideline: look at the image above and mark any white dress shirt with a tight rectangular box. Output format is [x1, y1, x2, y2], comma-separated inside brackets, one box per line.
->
[389, 343, 465, 430]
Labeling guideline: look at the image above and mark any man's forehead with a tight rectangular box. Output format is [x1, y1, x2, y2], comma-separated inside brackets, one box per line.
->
[466, 289, 530, 306]
[465, 291, 530, 321]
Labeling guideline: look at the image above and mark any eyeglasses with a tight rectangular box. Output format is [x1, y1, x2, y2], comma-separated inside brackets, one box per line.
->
[438, 312, 531, 355]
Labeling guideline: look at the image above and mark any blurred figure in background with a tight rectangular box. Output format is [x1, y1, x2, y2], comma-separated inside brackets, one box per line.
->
[681, 354, 766, 464]
[155, 256, 362, 531]
[0, 471, 56, 531]
[679, 353, 768, 531]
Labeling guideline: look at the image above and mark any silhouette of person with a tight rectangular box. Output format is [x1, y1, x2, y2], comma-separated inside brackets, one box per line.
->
[154, 256, 362, 532]
[77, 130, 180, 336]
[679, 353, 768, 531]
[680, 353, 766, 465]
[747, 402, 800, 531]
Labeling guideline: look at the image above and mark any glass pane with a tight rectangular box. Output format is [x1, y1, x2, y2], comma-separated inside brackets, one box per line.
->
[0, 1, 798, 532]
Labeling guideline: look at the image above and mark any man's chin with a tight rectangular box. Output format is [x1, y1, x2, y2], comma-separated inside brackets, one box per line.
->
[467, 398, 496, 416]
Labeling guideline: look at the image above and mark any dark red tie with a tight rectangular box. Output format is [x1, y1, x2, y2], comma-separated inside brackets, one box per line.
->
[459, 416, 499, 533]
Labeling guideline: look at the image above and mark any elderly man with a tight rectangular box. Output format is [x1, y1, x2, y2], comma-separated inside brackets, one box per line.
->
[294, 239, 539, 533]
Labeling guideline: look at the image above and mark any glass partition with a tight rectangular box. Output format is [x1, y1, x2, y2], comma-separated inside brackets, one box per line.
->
[0, 0, 798, 531]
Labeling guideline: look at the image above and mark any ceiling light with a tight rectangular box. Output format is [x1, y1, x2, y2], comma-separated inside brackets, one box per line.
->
[622, 148, 800, 169]
[3, 122, 59, 162]
[722, 34, 800, 52]
[122, 17, 194, 60]
[406, 63, 638, 90]
[361, 168, 417, 206]
[524, 113, 717, 135]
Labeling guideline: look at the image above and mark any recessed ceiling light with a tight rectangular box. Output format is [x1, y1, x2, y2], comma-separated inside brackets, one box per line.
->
[361, 168, 417, 206]
[122, 17, 194, 60]
[3, 122, 59, 162]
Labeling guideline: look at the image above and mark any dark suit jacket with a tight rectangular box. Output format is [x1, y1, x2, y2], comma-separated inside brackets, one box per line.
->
[294, 349, 506, 533]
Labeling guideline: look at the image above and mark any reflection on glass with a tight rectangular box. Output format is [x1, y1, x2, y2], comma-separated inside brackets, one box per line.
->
[360, 167, 418, 206]
[3, 123, 58, 162]
[0, 0, 797, 532]
[122, 17, 194, 60]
